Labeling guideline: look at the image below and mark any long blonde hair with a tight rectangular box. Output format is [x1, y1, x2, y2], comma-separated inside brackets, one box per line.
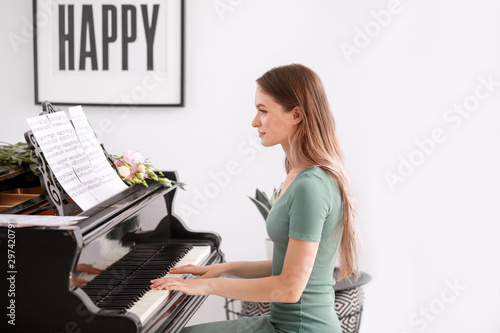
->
[256, 64, 360, 280]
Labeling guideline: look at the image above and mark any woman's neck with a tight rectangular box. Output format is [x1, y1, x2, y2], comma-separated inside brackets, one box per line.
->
[281, 142, 309, 174]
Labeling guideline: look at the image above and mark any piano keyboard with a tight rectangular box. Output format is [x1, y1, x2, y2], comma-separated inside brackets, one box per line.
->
[128, 246, 211, 323]
[80, 243, 211, 323]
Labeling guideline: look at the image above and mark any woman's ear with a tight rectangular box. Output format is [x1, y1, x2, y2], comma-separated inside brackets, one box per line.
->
[291, 107, 303, 125]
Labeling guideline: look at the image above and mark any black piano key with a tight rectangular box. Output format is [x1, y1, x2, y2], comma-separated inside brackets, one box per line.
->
[110, 287, 148, 295]
[100, 297, 139, 304]
[98, 300, 136, 307]
[102, 294, 141, 300]
[80, 242, 196, 308]
[98, 305, 129, 310]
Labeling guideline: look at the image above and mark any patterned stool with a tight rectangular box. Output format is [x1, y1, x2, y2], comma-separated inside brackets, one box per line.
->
[334, 287, 364, 333]
[224, 270, 371, 333]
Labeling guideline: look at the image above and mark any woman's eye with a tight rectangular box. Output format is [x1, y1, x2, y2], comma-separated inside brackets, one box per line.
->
[259, 110, 267, 114]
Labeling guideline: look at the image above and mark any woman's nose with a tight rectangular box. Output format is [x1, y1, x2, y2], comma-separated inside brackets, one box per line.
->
[251, 113, 260, 128]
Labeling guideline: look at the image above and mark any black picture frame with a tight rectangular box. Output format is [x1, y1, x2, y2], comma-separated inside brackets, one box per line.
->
[33, 0, 184, 107]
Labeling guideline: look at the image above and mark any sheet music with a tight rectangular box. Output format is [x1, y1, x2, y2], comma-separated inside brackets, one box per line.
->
[0, 214, 86, 227]
[46, 111, 116, 202]
[26, 115, 99, 211]
[69, 106, 127, 194]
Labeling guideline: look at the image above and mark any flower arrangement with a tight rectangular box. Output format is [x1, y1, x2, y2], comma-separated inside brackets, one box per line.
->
[249, 187, 281, 220]
[112, 150, 176, 188]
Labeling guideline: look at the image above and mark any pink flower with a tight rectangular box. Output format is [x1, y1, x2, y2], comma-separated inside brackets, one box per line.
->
[114, 150, 166, 188]
[122, 150, 134, 164]
[131, 152, 145, 164]
[128, 165, 138, 179]
[123, 150, 145, 165]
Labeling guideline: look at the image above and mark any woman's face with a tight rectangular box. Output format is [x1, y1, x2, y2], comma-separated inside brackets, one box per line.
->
[252, 87, 298, 148]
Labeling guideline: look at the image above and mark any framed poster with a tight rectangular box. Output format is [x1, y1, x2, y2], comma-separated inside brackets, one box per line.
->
[33, 0, 184, 106]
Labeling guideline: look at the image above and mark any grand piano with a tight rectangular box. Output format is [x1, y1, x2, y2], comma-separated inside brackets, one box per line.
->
[0, 158, 224, 332]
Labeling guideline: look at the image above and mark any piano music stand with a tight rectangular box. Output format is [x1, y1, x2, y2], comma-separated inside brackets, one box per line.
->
[24, 101, 117, 216]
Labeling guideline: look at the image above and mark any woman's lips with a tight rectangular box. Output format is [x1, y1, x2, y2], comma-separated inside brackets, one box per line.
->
[258, 132, 265, 137]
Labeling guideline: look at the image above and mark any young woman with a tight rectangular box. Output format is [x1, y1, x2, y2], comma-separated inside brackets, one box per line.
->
[150, 64, 360, 333]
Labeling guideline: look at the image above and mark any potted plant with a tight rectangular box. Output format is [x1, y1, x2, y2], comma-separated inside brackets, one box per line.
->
[248, 187, 280, 260]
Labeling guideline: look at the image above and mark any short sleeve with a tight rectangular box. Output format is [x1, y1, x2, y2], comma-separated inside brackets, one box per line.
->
[286, 175, 331, 242]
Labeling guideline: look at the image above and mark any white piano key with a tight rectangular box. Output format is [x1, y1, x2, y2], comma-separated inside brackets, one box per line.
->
[127, 245, 211, 323]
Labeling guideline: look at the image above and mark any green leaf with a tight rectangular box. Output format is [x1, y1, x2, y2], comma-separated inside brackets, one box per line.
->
[0, 142, 38, 174]
[249, 196, 270, 220]
[255, 189, 271, 209]
[29, 163, 38, 176]
[175, 181, 186, 190]
[269, 187, 281, 206]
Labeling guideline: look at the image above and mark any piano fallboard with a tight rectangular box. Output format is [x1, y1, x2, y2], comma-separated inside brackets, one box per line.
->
[0, 172, 224, 333]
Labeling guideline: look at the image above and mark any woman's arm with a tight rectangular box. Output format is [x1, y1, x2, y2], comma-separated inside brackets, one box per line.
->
[168, 260, 272, 279]
[151, 238, 318, 303]
[224, 260, 273, 278]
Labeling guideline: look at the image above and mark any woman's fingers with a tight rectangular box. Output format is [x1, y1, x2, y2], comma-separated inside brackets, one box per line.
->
[150, 278, 168, 290]
[150, 277, 175, 287]
[87, 266, 103, 274]
[169, 264, 204, 275]
[149, 277, 207, 296]
[76, 263, 103, 274]
[72, 276, 89, 288]
[149, 264, 216, 293]
[150, 278, 182, 291]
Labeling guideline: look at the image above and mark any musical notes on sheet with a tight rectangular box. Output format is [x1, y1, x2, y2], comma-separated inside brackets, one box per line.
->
[69, 106, 127, 194]
[26, 107, 127, 211]
[26, 115, 99, 210]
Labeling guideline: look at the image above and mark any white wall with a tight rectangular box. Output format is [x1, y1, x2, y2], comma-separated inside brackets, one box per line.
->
[1, 0, 500, 332]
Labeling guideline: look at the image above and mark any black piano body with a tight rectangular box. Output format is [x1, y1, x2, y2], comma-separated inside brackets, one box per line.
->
[0, 171, 225, 333]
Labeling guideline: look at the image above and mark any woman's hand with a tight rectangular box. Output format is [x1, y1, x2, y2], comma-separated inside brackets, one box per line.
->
[168, 263, 226, 279]
[71, 264, 103, 288]
[150, 277, 211, 295]
[148, 263, 225, 296]
[76, 263, 103, 274]
[71, 275, 89, 288]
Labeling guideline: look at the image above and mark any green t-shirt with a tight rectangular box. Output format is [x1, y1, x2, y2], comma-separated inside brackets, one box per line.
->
[266, 166, 343, 333]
